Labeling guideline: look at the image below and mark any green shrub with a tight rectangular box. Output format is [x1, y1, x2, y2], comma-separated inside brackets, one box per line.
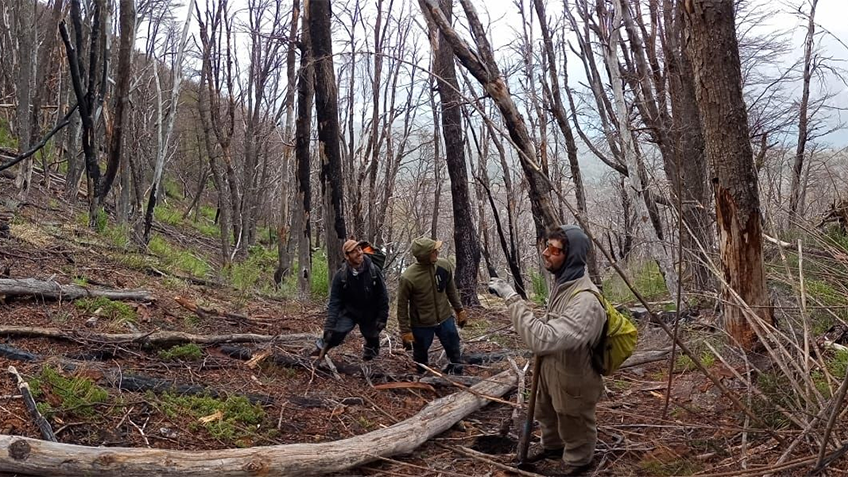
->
[158, 343, 203, 361]
[310, 250, 330, 299]
[225, 245, 277, 292]
[157, 393, 265, 445]
[529, 271, 548, 306]
[36, 367, 109, 417]
[154, 205, 183, 227]
[148, 235, 210, 277]
[75, 296, 137, 325]
[101, 222, 131, 249]
[603, 260, 668, 303]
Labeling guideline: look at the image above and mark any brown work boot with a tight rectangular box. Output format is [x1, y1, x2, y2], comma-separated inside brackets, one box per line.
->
[546, 461, 594, 476]
[525, 446, 564, 463]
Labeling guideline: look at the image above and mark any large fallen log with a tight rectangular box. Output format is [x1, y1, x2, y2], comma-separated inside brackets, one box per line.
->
[0, 368, 517, 476]
[0, 344, 275, 405]
[0, 326, 315, 347]
[0, 278, 154, 302]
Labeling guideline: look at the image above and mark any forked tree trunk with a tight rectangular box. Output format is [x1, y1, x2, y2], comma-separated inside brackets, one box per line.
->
[419, 0, 558, 238]
[309, 0, 347, 280]
[684, 0, 773, 348]
[432, 0, 481, 307]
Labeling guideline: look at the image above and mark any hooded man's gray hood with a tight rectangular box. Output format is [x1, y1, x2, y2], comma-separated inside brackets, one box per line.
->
[555, 225, 590, 284]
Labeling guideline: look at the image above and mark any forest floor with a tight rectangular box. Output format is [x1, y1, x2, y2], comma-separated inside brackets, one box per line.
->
[1, 175, 847, 476]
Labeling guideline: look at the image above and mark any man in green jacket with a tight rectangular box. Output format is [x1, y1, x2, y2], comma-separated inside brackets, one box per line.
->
[396, 237, 468, 374]
[489, 225, 605, 476]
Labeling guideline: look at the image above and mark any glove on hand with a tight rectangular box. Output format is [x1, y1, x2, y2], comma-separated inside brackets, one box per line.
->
[455, 309, 468, 329]
[401, 332, 415, 350]
[488, 277, 517, 301]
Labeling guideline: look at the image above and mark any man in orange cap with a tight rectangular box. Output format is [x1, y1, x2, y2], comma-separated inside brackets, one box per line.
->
[322, 238, 389, 361]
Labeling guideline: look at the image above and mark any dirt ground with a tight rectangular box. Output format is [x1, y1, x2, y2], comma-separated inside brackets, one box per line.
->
[1, 177, 846, 476]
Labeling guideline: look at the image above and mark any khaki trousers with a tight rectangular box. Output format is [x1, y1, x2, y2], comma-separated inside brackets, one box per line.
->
[535, 358, 603, 466]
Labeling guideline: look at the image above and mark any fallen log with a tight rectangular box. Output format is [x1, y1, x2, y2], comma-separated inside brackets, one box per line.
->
[0, 344, 275, 406]
[0, 278, 154, 302]
[0, 368, 517, 476]
[620, 348, 672, 369]
[0, 326, 315, 347]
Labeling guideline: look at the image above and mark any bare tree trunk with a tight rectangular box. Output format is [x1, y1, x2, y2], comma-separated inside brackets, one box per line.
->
[419, 0, 558, 238]
[309, 0, 347, 281]
[788, 0, 818, 226]
[664, 0, 713, 291]
[429, 0, 481, 306]
[142, 0, 194, 243]
[602, 0, 680, 299]
[533, 0, 598, 284]
[102, 0, 136, 206]
[428, 75, 442, 240]
[684, 0, 773, 349]
[276, 0, 301, 285]
[13, 0, 35, 196]
[293, 0, 313, 296]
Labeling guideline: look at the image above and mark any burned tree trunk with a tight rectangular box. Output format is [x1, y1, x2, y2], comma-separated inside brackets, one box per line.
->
[419, 0, 558, 238]
[309, 0, 346, 281]
[293, 0, 313, 296]
[431, 1, 481, 306]
[684, 0, 773, 348]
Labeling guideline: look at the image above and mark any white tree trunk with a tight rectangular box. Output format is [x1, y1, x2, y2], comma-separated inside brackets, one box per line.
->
[0, 369, 516, 477]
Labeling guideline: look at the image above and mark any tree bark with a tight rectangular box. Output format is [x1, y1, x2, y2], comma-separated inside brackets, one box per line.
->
[276, 0, 301, 284]
[684, 0, 773, 348]
[663, 0, 713, 291]
[0, 278, 153, 301]
[431, 0, 481, 307]
[419, 0, 558, 238]
[309, 0, 347, 281]
[293, 2, 314, 297]
[101, 0, 136, 205]
[0, 369, 516, 477]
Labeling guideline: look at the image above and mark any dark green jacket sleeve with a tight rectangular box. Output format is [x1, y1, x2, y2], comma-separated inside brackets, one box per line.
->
[396, 276, 411, 334]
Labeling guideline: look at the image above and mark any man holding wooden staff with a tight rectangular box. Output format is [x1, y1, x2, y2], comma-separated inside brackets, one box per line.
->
[489, 225, 605, 476]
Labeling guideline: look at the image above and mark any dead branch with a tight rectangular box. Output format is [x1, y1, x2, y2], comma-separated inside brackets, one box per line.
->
[8, 366, 57, 442]
[174, 295, 274, 327]
[0, 369, 517, 476]
[0, 278, 154, 302]
[0, 326, 315, 347]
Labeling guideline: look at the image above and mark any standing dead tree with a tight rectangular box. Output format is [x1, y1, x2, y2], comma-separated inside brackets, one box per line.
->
[428, 0, 481, 306]
[309, 0, 347, 281]
[684, 0, 773, 348]
[59, 0, 120, 227]
[142, 0, 196, 243]
[419, 0, 558, 239]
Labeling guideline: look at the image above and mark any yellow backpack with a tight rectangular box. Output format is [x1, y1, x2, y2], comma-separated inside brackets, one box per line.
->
[572, 289, 638, 376]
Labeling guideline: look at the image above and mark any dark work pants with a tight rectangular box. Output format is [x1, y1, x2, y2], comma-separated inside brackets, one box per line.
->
[411, 316, 462, 373]
[327, 314, 381, 355]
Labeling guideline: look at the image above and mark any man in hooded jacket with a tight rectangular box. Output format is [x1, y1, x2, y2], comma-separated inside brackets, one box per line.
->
[489, 225, 605, 475]
[396, 237, 468, 374]
[322, 239, 389, 361]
